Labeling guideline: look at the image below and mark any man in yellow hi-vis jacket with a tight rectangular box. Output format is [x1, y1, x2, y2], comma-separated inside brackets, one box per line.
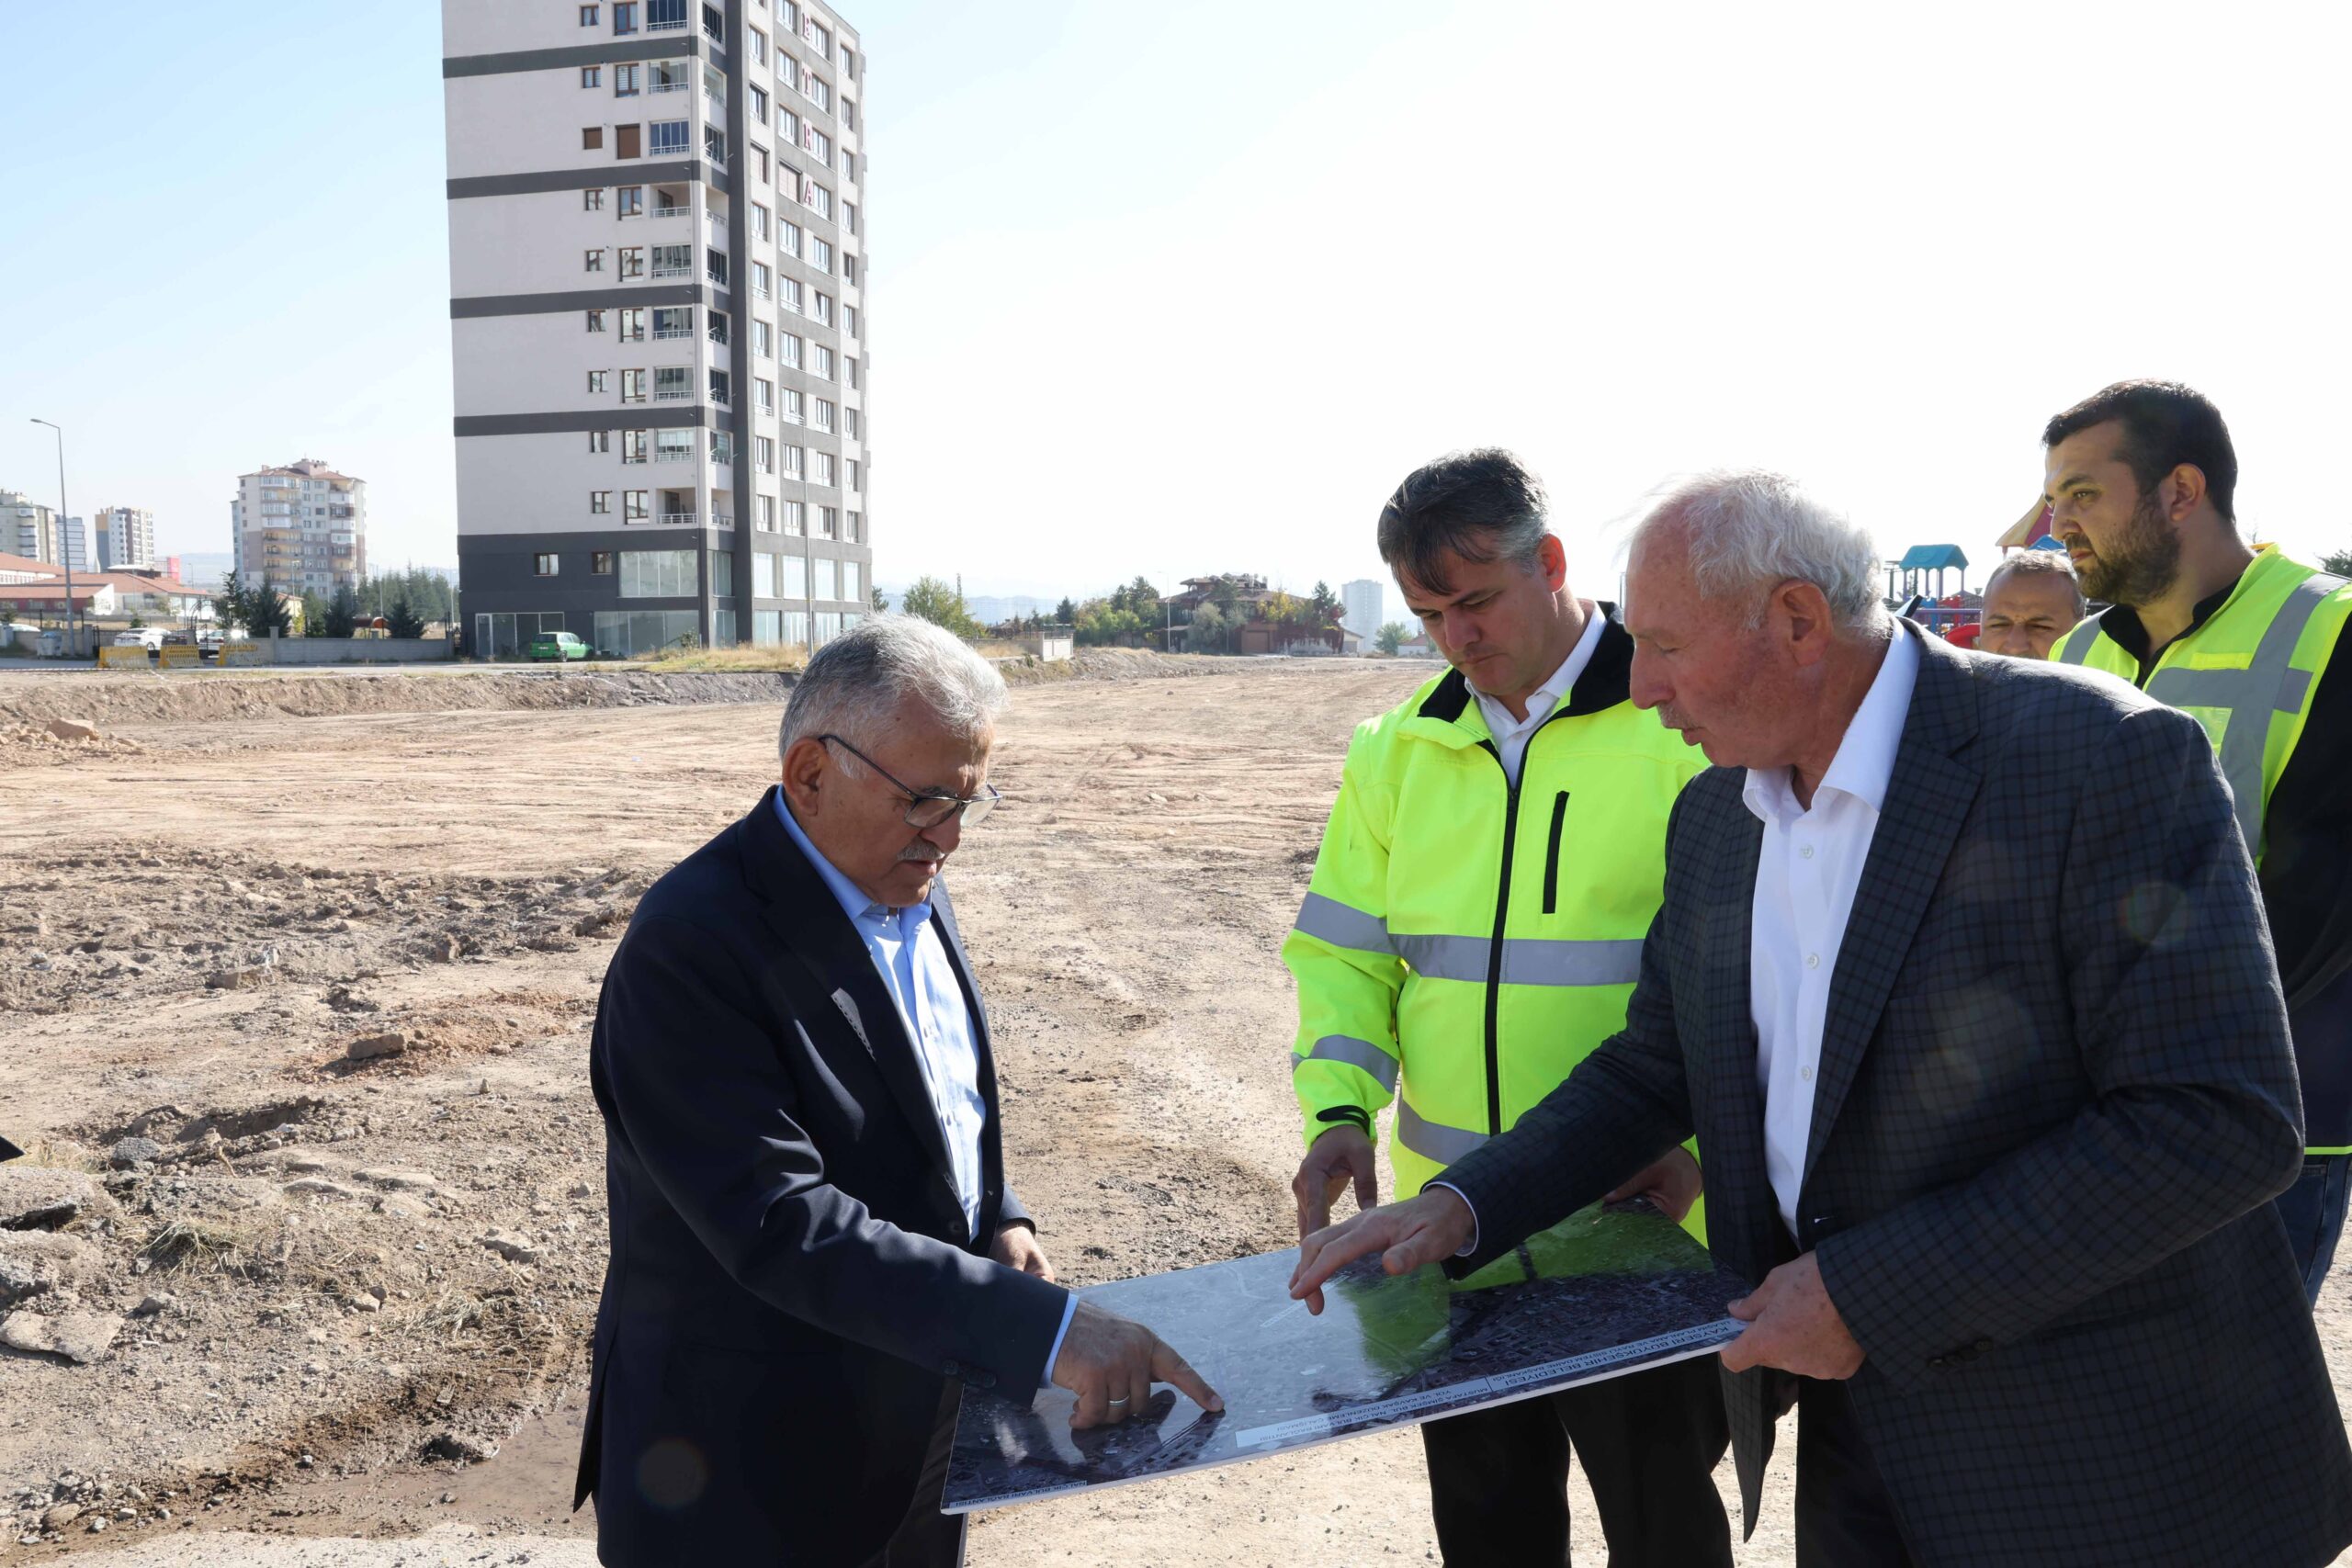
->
[1284, 450, 1731, 1567]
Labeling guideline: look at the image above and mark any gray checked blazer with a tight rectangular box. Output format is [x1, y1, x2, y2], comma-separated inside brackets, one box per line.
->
[1437, 623, 2352, 1567]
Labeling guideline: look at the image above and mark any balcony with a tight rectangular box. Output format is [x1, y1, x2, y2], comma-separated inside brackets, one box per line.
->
[654, 323, 695, 340]
[652, 203, 691, 219]
[651, 76, 690, 93]
[657, 512, 699, 526]
[654, 446, 695, 463]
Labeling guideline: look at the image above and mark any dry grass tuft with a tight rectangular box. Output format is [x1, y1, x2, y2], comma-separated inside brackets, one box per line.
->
[639, 645, 808, 673]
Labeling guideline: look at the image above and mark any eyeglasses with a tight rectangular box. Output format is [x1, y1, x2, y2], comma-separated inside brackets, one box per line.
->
[820, 734, 1000, 829]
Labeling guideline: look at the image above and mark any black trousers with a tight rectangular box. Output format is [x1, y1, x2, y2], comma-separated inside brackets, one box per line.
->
[1793, 1377, 1917, 1568]
[1419, 1354, 1732, 1567]
[857, 1383, 967, 1568]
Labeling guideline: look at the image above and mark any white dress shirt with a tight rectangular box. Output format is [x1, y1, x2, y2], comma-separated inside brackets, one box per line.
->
[1472, 605, 1604, 786]
[1744, 628, 1919, 1235]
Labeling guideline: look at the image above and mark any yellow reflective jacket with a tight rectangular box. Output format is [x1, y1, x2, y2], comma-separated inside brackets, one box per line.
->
[1284, 606, 1706, 1230]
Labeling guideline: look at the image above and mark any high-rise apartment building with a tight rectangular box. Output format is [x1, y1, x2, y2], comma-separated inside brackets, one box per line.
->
[231, 460, 368, 597]
[95, 506, 158, 570]
[441, 0, 872, 660]
[0, 491, 86, 570]
[1340, 578, 1385, 638]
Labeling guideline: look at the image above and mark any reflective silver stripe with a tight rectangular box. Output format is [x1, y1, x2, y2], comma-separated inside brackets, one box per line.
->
[1393, 933, 1644, 987]
[1295, 1035, 1401, 1093]
[1293, 892, 1392, 954]
[1392, 933, 1490, 981]
[2055, 625, 2097, 665]
[2143, 573, 2345, 852]
[1499, 937, 1645, 987]
[1396, 1100, 1487, 1167]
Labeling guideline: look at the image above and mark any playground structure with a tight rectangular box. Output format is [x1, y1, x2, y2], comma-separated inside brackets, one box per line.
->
[1883, 503, 2071, 648]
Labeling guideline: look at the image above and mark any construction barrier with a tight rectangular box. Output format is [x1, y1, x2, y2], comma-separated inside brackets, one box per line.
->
[158, 644, 202, 668]
[218, 642, 264, 667]
[96, 646, 153, 669]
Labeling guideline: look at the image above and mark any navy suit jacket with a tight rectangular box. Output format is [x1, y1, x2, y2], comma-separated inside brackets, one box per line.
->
[575, 788, 1067, 1567]
[1439, 626, 2352, 1566]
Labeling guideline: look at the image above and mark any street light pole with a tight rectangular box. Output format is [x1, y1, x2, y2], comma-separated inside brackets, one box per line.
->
[28, 420, 76, 657]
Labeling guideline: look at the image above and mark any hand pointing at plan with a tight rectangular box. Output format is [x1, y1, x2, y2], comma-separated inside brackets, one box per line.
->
[1288, 1186, 1476, 1314]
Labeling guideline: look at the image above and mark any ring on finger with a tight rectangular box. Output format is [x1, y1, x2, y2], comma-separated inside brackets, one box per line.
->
[1106, 1395, 1128, 1407]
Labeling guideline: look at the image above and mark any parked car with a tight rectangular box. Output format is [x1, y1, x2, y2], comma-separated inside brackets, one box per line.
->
[112, 628, 164, 653]
[527, 630, 591, 662]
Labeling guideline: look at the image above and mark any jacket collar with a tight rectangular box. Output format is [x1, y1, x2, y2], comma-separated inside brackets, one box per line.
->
[1408, 602, 1639, 744]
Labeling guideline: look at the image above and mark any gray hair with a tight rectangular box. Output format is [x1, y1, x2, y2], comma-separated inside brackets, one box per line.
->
[778, 615, 1009, 760]
[1984, 548, 2086, 615]
[1629, 470, 1885, 630]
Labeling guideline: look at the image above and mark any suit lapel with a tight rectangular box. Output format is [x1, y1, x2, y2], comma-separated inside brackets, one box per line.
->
[1802, 630, 1983, 1184]
[741, 789, 961, 1199]
[1695, 792, 1778, 1283]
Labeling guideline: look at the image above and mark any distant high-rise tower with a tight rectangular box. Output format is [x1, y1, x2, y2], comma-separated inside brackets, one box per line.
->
[1341, 578, 1385, 638]
[440, 0, 873, 660]
[95, 506, 158, 571]
[231, 460, 368, 597]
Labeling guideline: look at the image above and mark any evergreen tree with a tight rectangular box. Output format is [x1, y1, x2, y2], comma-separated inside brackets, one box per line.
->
[1053, 596, 1078, 626]
[385, 598, 427, 639]
[323, 583, 363, 637]
[248, 576, 294, 637]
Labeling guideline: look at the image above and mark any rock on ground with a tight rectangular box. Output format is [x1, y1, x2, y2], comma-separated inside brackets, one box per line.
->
[0, 1307, 124, 1364]
[0, 1166, 109, 1231]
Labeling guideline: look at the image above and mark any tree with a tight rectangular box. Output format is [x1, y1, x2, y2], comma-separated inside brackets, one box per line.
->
[212, 570, 248, 634]
[246, 575, 294, 637]
[899, 574, 982, 638]
[1309, 581, 1340, 626]
[1188, 602, 1229, 653]
[1376, 620, 1408, 656]
[323, 583, 362, 637]
[870, 583, 888, 613]
[2323, 547, 2352, 577]
[300, 591, 328, 637]
[1053, 596, 1078, 626]
[385, 598, 427, 639]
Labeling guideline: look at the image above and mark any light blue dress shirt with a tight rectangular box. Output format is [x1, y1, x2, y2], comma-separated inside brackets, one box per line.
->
[774, 793, 1077, 1376]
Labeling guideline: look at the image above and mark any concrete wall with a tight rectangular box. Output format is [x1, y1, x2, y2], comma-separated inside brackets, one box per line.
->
[259, 636, 457, 665]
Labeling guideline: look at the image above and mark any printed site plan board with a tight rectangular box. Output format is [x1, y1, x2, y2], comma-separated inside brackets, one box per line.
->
[944, 1200, 1748, 1512]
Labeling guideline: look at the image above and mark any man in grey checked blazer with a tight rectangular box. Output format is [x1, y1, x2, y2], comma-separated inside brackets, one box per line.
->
[1294, 471, 2352, 1565]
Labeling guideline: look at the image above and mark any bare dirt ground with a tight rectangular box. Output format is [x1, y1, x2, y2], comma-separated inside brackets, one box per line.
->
[3, 658, 2347, 1568]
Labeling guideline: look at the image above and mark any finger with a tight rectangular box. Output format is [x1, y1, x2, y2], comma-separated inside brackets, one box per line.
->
[1027, 1249, 1056, 1282]
[1351, 1157, 1377, 1214]
[1297, 1187, 1330, 1242]
[1718, 1322, 1767, 1375]
[1121, 1367, 1154, 1423]
[1069, 1372, 1108, 1430]
[1378, 1218, 1455, 1277]
[1602, 1178, 1644, 1204]
[1727, 1292, 1762, 1322]
[1151, 1339, 1224, 1414]
[1290, 1222, 1388, 1300]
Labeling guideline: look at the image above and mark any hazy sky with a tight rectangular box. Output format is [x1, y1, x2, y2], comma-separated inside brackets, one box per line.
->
[6, 2, 2347, 614]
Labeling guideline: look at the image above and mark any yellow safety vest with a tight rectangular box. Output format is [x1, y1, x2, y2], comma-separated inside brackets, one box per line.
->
[2050, 545, 2351, 869]
[1284, 609, 1705, 1230]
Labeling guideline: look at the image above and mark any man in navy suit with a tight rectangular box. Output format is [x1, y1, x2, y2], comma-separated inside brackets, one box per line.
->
[577, 615, 1220, 1567]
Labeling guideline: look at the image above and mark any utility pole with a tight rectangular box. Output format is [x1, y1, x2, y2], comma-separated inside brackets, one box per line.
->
[28, 420, 76, 657]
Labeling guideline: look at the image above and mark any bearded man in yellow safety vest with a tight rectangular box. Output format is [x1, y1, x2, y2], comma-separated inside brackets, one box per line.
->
[2041, 380, 2352, 1307]
[1283, 449, 1731, 1567]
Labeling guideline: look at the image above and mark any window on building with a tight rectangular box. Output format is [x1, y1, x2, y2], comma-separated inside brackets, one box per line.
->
[708, 310, 730, 345]
[651, 305, 691, 339]
[655, 428, 695, 463]
[814, 344, 835, 380]
[651, 243, 691, 277]
[818, 556, 840, 599]
[842, 97, 858, 133]
[649, 118, 690, 156]
[782, 387, 804, 423]
[755, 435, 775, 473]
[782, 445, 805, 479]
[616, 123, 642, 158]
[654, 366, 692, 401]
[780, 333, 802, 368]
[585, 248, 605, 272]
[587, 369, 610, 394]
[590, 492, 612, 514]
[846, 356, 859, 389]
[581, 4, 599, 24]
[621, 368, 648, 402]
[811, 451, 835, 487]
[709, 368, 732, 405]
[625, 490, 650, 521]
[589, 427, 613, 453]
[582, 65, 603, 87]
[536, 552, 561, 576]
[750, 27, 768, 62]
[812, 238, 832, 274]
[811, 130, 831, 165]
[840, 150, 854, 184]
[752, 261, 773, 299]
[584, 187, 605, 211]
[613, 0, 639, 32]
[845, 510, 861, 542]
[812, 398, 834, 432]
[619, 549, 696, 597]
[621, 429, 649, 463]
[843, 407, 859, 439]
[582, 126, 605, 150]
[847, 459, 859, 493]
[779, 220, 802, 258]
[843, 201, 856, 236]
[753, 144, 770, 182]
[808, 184, 831, 219]
[707, 249, 730, 288]
[620, 306, 648, 340]
[755, 495, 776, 533]
[649, 0, 687, 28]
[618, 246, 645, 278]
[749, 85, 769, 123]
[710, 429, 736, 465]
[808, 77, 831, 113]
[781, 276, 804, 313]
[752, 318, 773, 358]
[842, 558, 863, 600]
[843, 304, 857, 338]
[617, 185, 644, 218]
[594, 551, 616, 574]
[613, 62, 639, 96]
[813, 292, 833, 326]
[752, 202, 770, 240]
[784, 500, 806, 536]
[755, 378, 774, 412]
[586, 308, 607, 332]
[780, 109, 801, 147]
[841, 47, 856, 78]
[751, 551, 777, 596]
[712, 550, 735, 596]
